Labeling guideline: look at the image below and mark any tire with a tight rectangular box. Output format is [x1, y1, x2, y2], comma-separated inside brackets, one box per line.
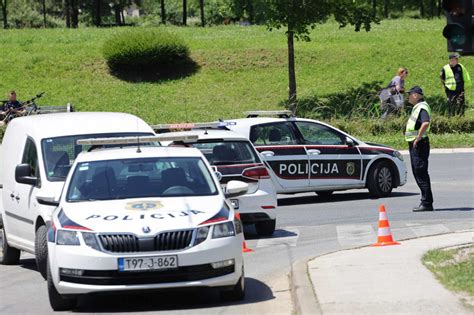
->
[367, 161, 394, 198]
[47, 262, 77, 311]
[220, 266, 245, 301]
[255, 219, 276, 236]
[316, 191, 333, 198]
[35, 225, 48, 280]
[1, 226, 21, 265]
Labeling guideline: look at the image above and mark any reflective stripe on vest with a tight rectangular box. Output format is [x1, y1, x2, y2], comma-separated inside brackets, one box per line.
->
[405, 102, 431, 142]
[443, 63, 472, 91]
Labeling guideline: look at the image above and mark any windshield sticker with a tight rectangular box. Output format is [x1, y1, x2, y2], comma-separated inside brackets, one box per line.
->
[126, 201, 164, 211]
[85, 210, 205, 221]
[79, 164, 89, 171]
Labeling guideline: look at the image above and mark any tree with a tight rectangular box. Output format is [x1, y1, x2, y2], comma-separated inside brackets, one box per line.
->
[199, 0, 205, 26]
[160, 0, 166, 24]
[265, 0, 377, 113]
[1, 0, 7, 28]
[94, 0, 102, 26]
[182, 0, 187, 25]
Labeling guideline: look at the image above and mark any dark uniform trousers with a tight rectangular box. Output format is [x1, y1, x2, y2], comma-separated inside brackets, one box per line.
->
[409, 137, 433, 206]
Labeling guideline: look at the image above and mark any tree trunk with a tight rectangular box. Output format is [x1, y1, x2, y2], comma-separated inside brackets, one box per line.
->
[42, 0, 47, 27]
[419, 0, 424, 17]
[199, 0, 205, 27]
[182, 0, 187, 26]
[2, 0, 8, 29]
[437, 0, 442, 17]
[71, 0, 78, 28]
[429, 0, 435, 17]
[64, 0, 71, 28]
[115, 4, 122, 25]
[372, 0, 376, 17]
[287, 28, 297, 114]
[246, 0, 254, 23]
[160, 0, 166, 24]
[94, 0, 101, 26]
[383, 0, 388, 18]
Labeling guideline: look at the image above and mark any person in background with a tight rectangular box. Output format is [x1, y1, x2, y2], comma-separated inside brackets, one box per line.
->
[405, 86, 433, 212]
[380, 67, 408, 119]
[440, 53, 471, 116]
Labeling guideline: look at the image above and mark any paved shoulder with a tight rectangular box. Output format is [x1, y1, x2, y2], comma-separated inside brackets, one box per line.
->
[307, 231, 474, 314]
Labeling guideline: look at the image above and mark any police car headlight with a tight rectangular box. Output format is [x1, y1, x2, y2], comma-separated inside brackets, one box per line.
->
[56, 230, 80, 246]
[212, 222, 235, 239]
[393, 151, 404, 161]
[193, 226, 210, 246]
[82, 232, 100, 251]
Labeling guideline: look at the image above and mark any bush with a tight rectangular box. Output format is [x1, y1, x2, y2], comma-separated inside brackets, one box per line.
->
[103, 28, 190, 73]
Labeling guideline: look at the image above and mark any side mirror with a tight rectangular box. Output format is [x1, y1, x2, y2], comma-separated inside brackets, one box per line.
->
[36, 193, 60, 207]
[225, 180, 248, 198]
[15, 164, 37, 186]
[345, 137, 355, 147]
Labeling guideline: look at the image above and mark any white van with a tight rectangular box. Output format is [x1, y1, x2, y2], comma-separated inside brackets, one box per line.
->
[0, 112, 155, 279]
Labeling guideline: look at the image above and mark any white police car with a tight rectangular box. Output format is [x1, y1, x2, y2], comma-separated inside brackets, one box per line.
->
[46, 136, 247, 311]
[227, 111, 407, 198]
[153, 123, 277, 236]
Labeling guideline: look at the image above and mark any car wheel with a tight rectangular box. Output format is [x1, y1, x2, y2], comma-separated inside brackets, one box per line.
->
[47, 261, 77, 311]
[1, 225, 21, 265]
[35, 225, 48, 280]
[255, 219, 276, 236]
[220, 266, 245, 301]
[316, 191, 333, 198]
[367, 161, 393, 198]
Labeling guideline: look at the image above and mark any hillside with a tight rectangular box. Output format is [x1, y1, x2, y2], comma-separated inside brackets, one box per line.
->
[0, 18, 472, 125]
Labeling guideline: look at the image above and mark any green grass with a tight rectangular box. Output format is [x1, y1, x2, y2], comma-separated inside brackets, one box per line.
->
[423, 246, 474, 309]
[0, 19, 473, 142]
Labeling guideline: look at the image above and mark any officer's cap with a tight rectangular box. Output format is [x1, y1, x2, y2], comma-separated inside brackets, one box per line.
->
[407, 86, 424, 96]
[449, 53, 460, 59]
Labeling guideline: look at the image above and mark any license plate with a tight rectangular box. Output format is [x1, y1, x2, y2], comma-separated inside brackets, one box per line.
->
[230, 199, 239, 209]
[118, 255, 178, 272]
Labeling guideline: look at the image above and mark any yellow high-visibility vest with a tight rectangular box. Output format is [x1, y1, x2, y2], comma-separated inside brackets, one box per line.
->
[443, 63, 472, 91]
[405, 101, 431, 142]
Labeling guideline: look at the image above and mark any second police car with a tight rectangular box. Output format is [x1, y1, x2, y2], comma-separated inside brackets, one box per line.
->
[152, 122, 278, 236]
[227, 111, 407, 198]
[46, 136, 247, 310]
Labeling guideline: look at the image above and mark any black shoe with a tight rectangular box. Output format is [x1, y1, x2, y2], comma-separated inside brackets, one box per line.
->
[412, 204, 434, 212]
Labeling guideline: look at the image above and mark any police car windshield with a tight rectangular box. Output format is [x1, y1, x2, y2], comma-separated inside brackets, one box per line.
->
[66, 157, 218, 202]
[191, 141, 260, 166]
[41, 132, 155, 182]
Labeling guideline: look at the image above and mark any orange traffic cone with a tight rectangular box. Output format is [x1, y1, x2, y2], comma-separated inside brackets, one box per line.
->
[372, 204, 400, 247]
[234, 211, 254, 253]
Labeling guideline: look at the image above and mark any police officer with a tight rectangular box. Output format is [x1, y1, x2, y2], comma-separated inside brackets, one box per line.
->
[440, 53, 471, 116]
[405, 86, 433, 212]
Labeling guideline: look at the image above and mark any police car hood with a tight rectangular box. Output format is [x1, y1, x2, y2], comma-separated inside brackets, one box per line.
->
[60, 196, 227, 235]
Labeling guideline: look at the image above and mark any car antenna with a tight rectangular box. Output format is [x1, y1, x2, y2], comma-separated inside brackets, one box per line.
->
[136, 115, 141, 153]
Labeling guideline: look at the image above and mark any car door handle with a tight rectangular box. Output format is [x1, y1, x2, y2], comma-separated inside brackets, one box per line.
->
[260, 150, 275, 157]
[307, 149, 321, 155]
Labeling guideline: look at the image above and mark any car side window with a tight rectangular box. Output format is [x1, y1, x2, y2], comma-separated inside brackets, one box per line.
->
[22, 138, 40, 179]
[295, 121, 344, 145]
[250, 123, 298, 145]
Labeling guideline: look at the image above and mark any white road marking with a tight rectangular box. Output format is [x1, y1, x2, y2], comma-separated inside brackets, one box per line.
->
[410, 224, 450, 237]
[256, 228, 299, 248]
[337, 225, 377, 247]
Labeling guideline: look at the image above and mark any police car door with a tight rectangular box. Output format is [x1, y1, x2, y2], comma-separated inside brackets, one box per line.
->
[251, 122, 309, 190]
[294, 121, 363, 188]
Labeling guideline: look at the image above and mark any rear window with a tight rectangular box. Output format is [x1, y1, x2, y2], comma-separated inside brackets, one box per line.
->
[191, 141, 260, 166]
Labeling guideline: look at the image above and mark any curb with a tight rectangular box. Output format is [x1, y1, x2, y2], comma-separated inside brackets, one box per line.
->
[291, 230, 474, 315]
[399, 148, 474, 155]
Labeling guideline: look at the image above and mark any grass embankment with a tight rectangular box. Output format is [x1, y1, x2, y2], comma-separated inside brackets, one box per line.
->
[0, 19, 473, 148]
[423, 245, 474, 310]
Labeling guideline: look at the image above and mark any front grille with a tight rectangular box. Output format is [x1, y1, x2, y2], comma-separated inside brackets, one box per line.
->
[59, 264, 235, 285]
[99, 234, 139, 252]
[98, 230, 194, 253]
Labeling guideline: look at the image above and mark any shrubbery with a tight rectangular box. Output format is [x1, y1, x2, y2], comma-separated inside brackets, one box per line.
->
[103, 28, 191, 73]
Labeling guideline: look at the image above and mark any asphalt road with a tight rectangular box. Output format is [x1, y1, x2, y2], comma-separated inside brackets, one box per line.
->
[1, 152, 473, 314]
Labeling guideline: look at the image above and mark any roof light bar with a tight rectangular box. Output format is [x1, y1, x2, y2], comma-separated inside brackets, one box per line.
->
[76, 135, 198, 146]
[244, 110, 293, 118]
[151, 121, 236, 131]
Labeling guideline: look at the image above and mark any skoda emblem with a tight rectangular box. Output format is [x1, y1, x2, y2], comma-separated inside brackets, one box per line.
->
[346, 162, 355, 176]
[142, 226, 151, 234]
